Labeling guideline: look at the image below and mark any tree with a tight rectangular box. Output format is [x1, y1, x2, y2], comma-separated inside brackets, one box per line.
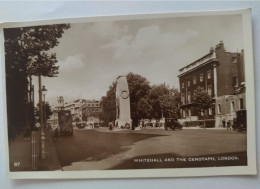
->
[4, 24, 70, 77]
[146, 84, 169, 119]
[158, 88, 181, 119]
[127, 73, 151, 126]
[136, 97, 152, 119]
[99, 82, 117, 125]
[193, 86, 213, 125]
[145, 84, 181, 119]
[4, 24, 70, 138]
[35, 102, 53, 123]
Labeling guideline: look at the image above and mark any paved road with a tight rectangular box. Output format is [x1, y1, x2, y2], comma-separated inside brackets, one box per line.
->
[54, 128, 247, 170]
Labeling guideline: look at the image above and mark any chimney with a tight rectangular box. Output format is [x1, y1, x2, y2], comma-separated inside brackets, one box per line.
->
[210, 47, 214, 53]
[215, 40, 225, 53]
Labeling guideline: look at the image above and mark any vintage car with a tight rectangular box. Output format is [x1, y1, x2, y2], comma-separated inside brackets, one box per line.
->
[76, 122, 87, 129]
[234, 109, 247, 132]
[164, 118, 183, 130]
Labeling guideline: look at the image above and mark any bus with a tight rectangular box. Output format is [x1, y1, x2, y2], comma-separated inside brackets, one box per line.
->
[58, 110, 73, 136]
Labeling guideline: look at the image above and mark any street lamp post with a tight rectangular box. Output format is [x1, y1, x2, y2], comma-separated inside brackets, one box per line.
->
[38, 75, 47, 159]
[42, 85, 47, 129]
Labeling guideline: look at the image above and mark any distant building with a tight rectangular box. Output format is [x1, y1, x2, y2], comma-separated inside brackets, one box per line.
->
[48, 99, 102, 127]
[64, 99, 86, 122]
[178, 41, 245, 127]
[81, 100, 102, 124]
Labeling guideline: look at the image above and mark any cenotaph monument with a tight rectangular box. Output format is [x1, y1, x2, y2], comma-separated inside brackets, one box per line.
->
[115, 76, 132, 129]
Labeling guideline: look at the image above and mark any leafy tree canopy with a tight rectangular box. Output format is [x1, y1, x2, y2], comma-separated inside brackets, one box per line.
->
[4, 24, 70, 77]
[193, 86, 213, 111]
[99, 82, 117, 123]
[35, 102, 53, 122]
[127, 73, 151, 125]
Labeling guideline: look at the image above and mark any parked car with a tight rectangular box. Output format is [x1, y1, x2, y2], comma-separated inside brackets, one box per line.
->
[145, 122, 153, 127]
[164, 118, 183, 130]
[76, 122, 86, 129]
[234, 109, 247, 132]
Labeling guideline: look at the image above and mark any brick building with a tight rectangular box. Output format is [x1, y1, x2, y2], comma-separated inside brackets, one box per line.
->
[81, 100, 102, 122]
[178, 41, 245, 126]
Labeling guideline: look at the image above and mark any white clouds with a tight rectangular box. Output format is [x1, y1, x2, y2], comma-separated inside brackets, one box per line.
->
[104, 24, 199, 61]
[38, 15, 242, 106]
[58, 54, 85, 72]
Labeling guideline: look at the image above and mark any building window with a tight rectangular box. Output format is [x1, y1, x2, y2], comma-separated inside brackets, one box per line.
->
[200, 74, 203, 82]
[218, 104, 221, 114]
[207, 85, 212, 96]
[187, 80, 190, 87]
[182, 83, 185, 89]
[187, 92, 191, 103]
[193, 76, 197, 84]
[232, 76, 238, 87]
[183, 110, 186, 118]
[231, 101, 235, 112]
[232, 57, 237, 63]
[240, 99, 244, 109]
[209, 108, 212, 115]
[182, 94, 185, 105]
[201, 109, 204, 116]
[193, 91, 196, 100]
[207, 70, 212, 79]
[188, 109, 191, 116]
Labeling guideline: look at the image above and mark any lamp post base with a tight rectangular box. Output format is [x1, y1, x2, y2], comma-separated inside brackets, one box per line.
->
[40, 131, 47, 159]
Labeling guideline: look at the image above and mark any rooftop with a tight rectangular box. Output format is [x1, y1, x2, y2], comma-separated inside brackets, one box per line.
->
[178, 51, 217, 76]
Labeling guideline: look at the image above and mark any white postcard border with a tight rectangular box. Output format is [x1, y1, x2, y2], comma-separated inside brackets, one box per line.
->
[0, 8, 256, 179]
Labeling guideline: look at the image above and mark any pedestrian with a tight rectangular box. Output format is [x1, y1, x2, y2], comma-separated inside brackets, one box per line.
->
[222, 119, 226, 128]
[109, 122, 113, 131]
[54, 127, 59, 141]
[233, 119, 237, 130]
[23, 127, 31, 141]
[142, 120, 145, 130]
[227, 121, 231, 130]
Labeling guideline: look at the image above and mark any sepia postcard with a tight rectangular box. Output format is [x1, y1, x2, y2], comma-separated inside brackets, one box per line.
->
[0, 9, 256, 179]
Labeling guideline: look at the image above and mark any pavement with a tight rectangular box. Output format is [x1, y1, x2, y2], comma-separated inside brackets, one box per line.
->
[8, 133, 36, 172]
[37, 130, 62, 171]
[8, 129, 62, 172]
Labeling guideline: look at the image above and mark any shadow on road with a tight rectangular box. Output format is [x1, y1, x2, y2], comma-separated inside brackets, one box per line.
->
[54, 130, 165, 167]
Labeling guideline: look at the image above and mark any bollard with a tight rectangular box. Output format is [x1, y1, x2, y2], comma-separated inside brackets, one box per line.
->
[31, 131, 37, 170]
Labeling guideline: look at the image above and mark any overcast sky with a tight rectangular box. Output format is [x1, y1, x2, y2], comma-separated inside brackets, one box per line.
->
[32, 14, 243, 105]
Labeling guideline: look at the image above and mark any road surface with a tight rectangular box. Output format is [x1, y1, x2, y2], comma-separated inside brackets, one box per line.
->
[53, 128, 247, 170]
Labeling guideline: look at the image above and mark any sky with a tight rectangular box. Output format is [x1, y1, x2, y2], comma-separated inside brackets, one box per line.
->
[32, 14, 243, 106]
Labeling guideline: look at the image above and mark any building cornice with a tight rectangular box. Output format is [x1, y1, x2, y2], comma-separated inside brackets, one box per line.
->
[178, 58, 218, 78]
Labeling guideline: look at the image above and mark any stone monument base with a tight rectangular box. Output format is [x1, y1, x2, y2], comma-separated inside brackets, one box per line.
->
[115, 119, 132, 129]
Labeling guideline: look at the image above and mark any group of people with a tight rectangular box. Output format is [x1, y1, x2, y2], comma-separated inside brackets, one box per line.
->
[222, 119, 232, 130]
